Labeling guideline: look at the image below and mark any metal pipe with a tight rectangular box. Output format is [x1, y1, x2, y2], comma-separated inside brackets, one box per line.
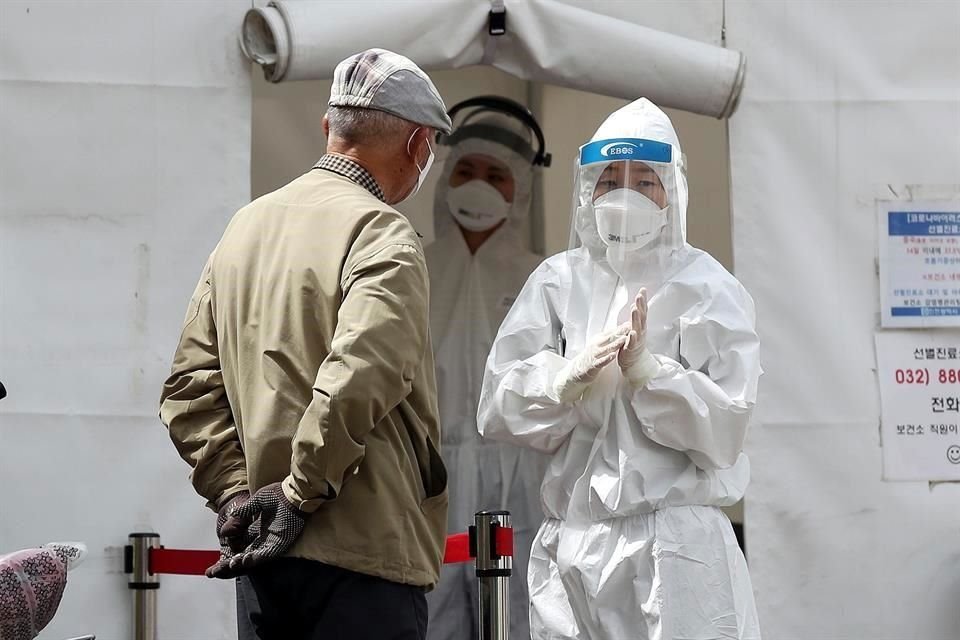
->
[132, 590, 157, 640]
[127, 533, 160, 640]
[474, 511, 512, 640]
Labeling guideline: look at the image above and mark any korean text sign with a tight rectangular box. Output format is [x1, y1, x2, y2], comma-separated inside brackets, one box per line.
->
[879, 201, 960, 328]
[876, 331, 960, 480]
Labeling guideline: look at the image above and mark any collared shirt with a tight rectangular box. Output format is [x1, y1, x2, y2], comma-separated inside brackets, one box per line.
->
[313, 154, 385, 202]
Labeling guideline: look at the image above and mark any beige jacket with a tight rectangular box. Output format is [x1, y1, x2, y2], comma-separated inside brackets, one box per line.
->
[159, 169, 448, 588]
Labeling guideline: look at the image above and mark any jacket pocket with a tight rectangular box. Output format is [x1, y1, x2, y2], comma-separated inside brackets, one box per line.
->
[421, 437, 447, 500]
[398, 420, 447, 502]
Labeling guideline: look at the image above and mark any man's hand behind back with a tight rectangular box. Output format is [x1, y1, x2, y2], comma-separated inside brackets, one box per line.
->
[206, 482, 306, 579]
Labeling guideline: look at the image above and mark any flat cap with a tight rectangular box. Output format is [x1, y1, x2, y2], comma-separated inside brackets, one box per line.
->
[329, 48, 452, 135]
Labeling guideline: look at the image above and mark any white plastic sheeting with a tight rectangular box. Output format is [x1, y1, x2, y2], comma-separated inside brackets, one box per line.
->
[0, 1, 252, 638]
[241, 0, 745, 118]
[12, 0, 960, 637]
[728, 1, 960, 637]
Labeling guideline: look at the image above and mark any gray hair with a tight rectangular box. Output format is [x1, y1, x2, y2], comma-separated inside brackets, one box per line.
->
[326, 106, 414, 146]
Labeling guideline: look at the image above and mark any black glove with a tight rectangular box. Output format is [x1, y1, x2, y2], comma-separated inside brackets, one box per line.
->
[206, 482, 307, 579]
[204, 490, 253, 578]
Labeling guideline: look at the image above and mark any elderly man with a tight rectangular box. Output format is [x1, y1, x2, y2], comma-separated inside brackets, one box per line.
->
[159, 49, 451, 640]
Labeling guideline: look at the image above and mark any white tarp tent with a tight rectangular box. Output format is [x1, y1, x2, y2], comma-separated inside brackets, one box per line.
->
[1, 1, 740, 637]
[0, 1, 251, 638]
[5, 0, 959, 638]
[241, 0, 745, 119]
[728, 1, 960, 638]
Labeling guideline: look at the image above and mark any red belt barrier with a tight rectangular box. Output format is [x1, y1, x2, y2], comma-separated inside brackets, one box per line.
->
[148, 527, 513, 576]
[150, 548, 219, 575]
[495, 525, 514, 558]
[150, 548, 220, 576]
[442, 526, 513, 564]
[443, 532, 472, 564]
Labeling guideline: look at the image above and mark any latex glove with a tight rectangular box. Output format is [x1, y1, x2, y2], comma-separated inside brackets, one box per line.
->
[553, 326, 629, 402]
[618, 288, 661, 387]
[206, 482, 306, 579]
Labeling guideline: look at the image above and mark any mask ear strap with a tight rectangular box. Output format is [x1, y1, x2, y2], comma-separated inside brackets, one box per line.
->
[407, 127, 422, 171]
[407, 127, 432, 171]
[406, 127, 419, 157]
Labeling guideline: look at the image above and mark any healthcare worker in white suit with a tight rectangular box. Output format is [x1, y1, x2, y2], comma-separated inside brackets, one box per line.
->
[478, 98, 762, 640]
[425, 97, 552, 640]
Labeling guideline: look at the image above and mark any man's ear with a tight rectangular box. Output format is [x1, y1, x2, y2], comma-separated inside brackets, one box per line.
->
[415, 126, 434, 157]
[423, 127, 436, 146]
[322, 114, 330, 138]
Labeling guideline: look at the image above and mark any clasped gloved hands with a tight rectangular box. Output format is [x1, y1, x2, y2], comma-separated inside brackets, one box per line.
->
[554, 289, 661, 404]
[206, 482, 307, 579]
[617, 288, 661, 387]
[554, 325, 629, 402]
[206, 490, 253, 577]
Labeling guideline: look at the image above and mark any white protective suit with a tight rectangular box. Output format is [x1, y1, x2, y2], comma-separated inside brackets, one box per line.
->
[478, 98, 762, 640]
[426, 112, 549, 640]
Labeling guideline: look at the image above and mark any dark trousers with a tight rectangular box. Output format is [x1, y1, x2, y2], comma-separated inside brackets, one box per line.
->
[236, 558, 428, 640]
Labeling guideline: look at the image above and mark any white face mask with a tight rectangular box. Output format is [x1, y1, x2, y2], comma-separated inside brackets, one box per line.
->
[404, 129, 435, 200]
[445, 180, 511, 232]
[593, 188, 667, 250]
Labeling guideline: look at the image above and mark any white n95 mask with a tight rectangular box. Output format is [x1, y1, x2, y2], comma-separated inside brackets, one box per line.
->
[445, 180, 510, 232]
[593, 188, 667, 250]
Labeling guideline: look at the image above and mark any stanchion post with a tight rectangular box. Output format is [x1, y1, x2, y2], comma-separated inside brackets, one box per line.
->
[126, 533, 160, 640]
[472, 510, 512, 640]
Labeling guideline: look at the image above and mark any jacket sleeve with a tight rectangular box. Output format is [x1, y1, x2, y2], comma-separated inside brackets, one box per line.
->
[477, 261, 578, 454]
[628, 281, 762, 470]
[159, 253, 248, 510]
[282, 241, 431, 512]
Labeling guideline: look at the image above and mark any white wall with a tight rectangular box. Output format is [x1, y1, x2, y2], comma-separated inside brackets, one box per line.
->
[728, 1, 960, 637]
[0, 2, 251, 638]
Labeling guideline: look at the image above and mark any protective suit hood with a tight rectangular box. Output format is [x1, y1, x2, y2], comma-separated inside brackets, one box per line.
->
[433, 112, 537, 246]
[573, 98, 689, 262]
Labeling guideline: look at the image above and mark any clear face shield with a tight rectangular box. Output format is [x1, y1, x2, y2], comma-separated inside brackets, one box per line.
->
[569, 138, 682, 259]
[563, 138, 684, 348]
